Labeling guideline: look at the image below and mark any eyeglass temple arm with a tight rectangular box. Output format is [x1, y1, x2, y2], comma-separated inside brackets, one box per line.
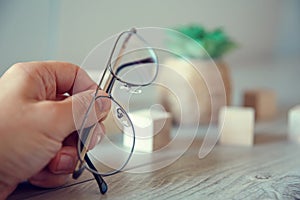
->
[85, 155, 108, 194]
[73, 123, 95, 177]
[72, 135, 108, 194]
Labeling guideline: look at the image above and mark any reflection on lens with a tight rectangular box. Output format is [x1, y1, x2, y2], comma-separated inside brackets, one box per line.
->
[81, 96, 135, 176]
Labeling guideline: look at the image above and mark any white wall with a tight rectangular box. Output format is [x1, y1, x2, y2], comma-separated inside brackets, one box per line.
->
[0, 0, 53, 72]
[55, 0, 281, 64]
[0, 0, 299, 106]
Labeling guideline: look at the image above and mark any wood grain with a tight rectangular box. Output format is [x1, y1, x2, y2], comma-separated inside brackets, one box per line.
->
[8, 113, 300, 200]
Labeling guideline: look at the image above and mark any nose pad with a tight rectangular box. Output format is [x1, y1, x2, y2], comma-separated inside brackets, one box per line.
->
[116, 108, 130, 127]
[119, 84, 142, 94]
[116, 108, 123, 118]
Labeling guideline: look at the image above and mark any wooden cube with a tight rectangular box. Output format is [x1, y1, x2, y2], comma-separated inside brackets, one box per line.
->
[288, 105, 300, 143]
[219, 106, 255, 146]
[123, 109, 172, 152]
[243, 89, 277, 120]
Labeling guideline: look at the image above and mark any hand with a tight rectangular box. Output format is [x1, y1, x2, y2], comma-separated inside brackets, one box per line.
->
[0, 61, 110, 199]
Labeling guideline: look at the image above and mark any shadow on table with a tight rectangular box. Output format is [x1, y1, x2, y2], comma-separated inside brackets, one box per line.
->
[8, 182, 50, 200]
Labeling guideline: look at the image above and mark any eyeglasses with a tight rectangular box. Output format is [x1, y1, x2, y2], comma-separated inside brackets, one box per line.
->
[72, 28, 159, 194]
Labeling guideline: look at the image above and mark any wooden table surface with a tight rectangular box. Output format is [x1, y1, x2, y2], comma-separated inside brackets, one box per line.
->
[8, 112, 300, 200]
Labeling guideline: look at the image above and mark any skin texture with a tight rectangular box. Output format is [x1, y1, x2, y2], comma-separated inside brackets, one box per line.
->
[0, 62, 110, 199]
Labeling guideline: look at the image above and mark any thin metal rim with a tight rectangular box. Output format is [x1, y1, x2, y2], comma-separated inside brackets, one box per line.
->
[107, 30, 159, 87]
[76, 95, 136, 176]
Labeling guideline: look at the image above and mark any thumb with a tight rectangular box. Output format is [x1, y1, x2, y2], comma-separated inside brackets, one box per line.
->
[40, 90, 110, 140]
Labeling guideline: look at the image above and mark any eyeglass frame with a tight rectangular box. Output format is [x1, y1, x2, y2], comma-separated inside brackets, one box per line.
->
[72, 28, 159, 195]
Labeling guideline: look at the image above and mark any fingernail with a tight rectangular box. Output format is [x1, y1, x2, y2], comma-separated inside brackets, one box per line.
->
[99, 96, 111, 112]
[96, 96, 110, 111]
[94, 96, 111, 119]
[56, 154, 75, 173]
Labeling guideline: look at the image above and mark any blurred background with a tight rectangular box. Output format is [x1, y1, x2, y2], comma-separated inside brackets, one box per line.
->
[0, 0, 299, 107]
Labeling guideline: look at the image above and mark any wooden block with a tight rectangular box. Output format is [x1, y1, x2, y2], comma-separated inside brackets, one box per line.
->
[288, 105, 300, 143]
[243, 89, 276, 120]
[219, 106, 255, 146]
[123, 109, 172, 152]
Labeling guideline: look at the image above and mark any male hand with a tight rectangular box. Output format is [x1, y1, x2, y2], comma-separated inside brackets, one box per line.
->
[0, 62, 110, 199]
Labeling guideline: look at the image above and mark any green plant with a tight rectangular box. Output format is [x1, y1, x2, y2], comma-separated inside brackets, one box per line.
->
[167, 24, 236, 59]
